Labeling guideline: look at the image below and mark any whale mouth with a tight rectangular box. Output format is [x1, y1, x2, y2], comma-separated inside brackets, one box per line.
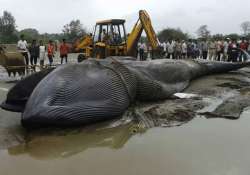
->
[1, 100, 26, 112]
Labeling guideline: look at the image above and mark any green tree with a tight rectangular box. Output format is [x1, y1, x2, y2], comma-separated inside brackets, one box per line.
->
[158, 28, 189, 42]
[19, 28, 39, 43]
[62, 20, 86, 41]
[224, 33, 241, 41]
[240, 21, 250, 36]
[196, 25, 210, 39]
[39, 33, 64, 43]
[245, 33, 250, 40]
[212, 34, 224, 40]
[0, 11, 18, 43]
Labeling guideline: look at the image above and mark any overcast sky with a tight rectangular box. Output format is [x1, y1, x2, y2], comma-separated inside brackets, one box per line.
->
[1, 0, 250, 36]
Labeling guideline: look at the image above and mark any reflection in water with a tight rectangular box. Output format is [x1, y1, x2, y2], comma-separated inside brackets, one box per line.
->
[7, 93, 240, 160]
[7, 104, 196, 160]
[5, 71, 250, 161]
[8, 117, 140, 159]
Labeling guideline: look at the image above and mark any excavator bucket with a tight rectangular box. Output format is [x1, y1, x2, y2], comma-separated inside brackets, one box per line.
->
[0, 46, 25, 76]
[126, 10, 160, 57]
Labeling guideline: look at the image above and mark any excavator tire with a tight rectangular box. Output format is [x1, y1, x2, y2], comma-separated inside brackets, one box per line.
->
[77, 54, 86, 63]
[94, 46, 106, 59]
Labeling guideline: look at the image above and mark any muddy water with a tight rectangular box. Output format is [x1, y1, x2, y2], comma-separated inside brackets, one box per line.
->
[0, 65, 250, 175]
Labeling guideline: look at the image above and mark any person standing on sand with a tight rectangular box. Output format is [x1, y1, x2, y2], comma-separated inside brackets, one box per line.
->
[139, 42, 146, 61]
[17, 34, 29, 66]
[167, 40, 175, 59]
[208, 40, 216, 60]
[181, 41, 187, 59]
[239, 39, 248, 62]
[228, 40, 239, 62]
[216, 40, 223, 61]
[247, 40, 250, 55]
[223, 39, 229, 61]
[175, 40, 182, 59]
[29, 39, 39, 71]
[161, 41, 167, 58]
[201, 39, 208, 60]
[39, 40, 46, 68]
[60, 39, 69, 64]
[47, 40, 55, 66]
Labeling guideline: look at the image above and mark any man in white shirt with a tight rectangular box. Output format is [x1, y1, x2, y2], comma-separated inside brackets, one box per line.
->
[223, 39, 229, 61]
[17, 34, 29, 65]
[139, 42, 146, 61]
[181, 41, 187, 59]
[161, 42, 167, 58]
[167, 40, 175, 59]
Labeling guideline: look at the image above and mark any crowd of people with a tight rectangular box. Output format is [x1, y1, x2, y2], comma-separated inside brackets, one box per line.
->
[17, 34, 70, 71]
[16, 34, 250, 73]
[137, 38, 250, 62]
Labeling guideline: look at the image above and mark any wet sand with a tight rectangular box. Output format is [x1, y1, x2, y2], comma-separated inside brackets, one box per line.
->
[0, 56, 250, 175]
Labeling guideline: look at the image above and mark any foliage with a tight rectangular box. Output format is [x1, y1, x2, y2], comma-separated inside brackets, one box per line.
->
[62, 20, 86, 42]
[211, 34, 224, 40]
[157, 28, 189, 42]
[224, 33, 241, 41]
[0, 11, 18, 43]
[19, 28, 39, 43]
[39, 33, 64, 43]
[196, 25, 210, 39]
[245, 33, 250, 40]
[240, 21, 250, 36]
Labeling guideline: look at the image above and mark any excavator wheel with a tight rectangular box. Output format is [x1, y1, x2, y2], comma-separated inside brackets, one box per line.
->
[94, 46, 106, 59]
[77, 54, 86, 63]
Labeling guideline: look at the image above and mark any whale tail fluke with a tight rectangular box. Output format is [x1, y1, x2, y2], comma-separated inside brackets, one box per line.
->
[196, 60, 250, 76]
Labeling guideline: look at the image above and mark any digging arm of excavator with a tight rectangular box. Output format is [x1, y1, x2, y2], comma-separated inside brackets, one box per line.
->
[75, 35, 93, 52]
[127, 10, 160, 55]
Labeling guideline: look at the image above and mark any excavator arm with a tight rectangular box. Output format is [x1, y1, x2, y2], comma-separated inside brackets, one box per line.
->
[75, 35, 93, 52]
[127, 10, 160, 56]
[126, 19, 143, 55]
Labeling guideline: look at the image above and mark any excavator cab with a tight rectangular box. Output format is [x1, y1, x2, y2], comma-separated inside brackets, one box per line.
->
[93, 19, 127, 58]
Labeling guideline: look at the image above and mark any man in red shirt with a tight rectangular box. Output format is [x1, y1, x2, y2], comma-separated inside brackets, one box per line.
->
[239, 39, 247, 62]
[47, 40, 54, 66]
[60, 39, 69, 64]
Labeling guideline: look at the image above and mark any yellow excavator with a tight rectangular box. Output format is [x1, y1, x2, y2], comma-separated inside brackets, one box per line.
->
[74, 10, 160, 61]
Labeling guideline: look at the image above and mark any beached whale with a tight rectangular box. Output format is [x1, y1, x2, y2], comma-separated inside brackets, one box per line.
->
[1, 57, 250, 128]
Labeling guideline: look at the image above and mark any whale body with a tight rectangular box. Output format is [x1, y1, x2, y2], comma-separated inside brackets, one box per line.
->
[1, 58, 250, 128]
